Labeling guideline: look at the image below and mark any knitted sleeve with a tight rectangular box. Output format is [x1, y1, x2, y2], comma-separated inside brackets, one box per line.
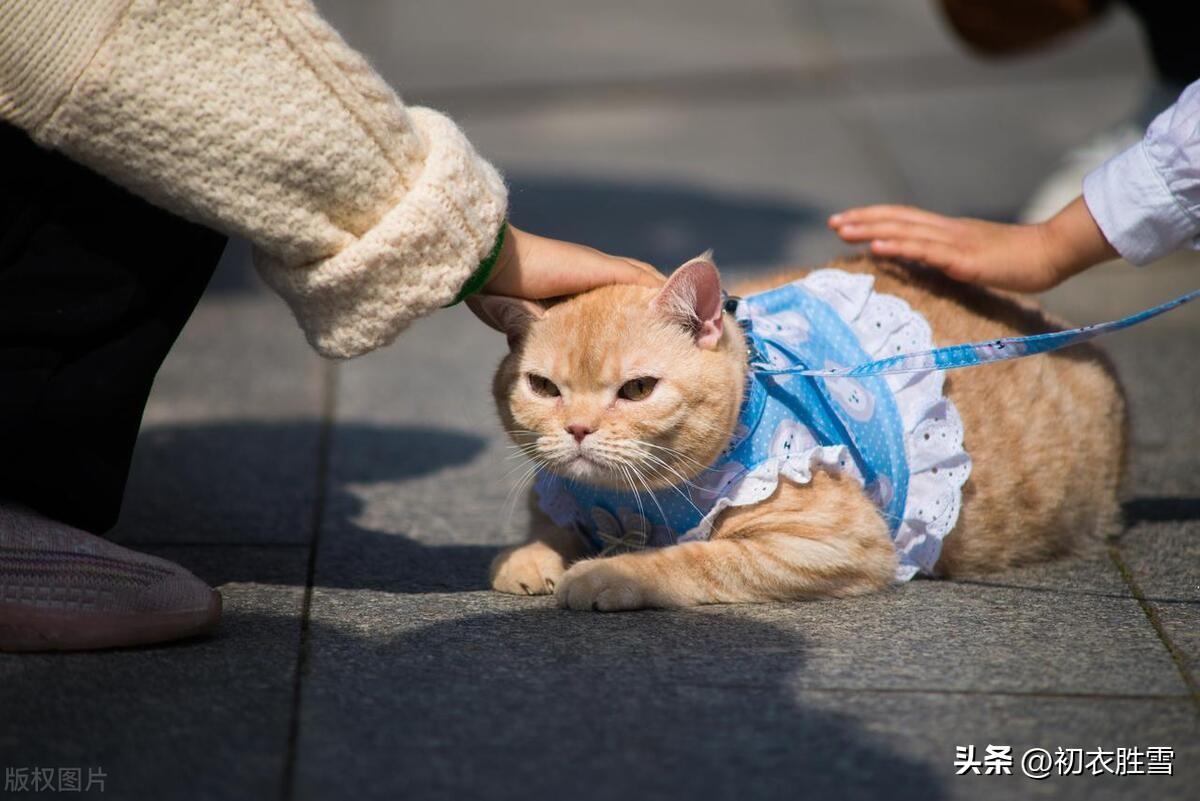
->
[0, 0, 507, 358]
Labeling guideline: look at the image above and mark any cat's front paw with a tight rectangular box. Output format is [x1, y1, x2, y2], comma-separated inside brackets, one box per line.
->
[490, 541, 568, 596]
[555, 557, 655, 612]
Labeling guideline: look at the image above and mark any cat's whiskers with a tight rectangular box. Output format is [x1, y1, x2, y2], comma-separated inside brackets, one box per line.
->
[623, 459, 673, 527]
[585, 442, 708, 521]
[587, 441, 663, 488]
[501, 454, 543, 481]
[501, 433, 550, 511]
[503, 428, 542, 438]
[504, 445, 542, 462]
[633, 449, 706, 491]
[630, 438, 722, 476]
[618, 464, 646, 525]
[502, 459, 544, 532]
[582, 441, 680, 529]
[638, 459, 709, 520]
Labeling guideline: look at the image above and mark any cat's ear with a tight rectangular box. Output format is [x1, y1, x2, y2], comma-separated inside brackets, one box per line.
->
[466, 294, 545, 345]
[651, 252, 724, 349]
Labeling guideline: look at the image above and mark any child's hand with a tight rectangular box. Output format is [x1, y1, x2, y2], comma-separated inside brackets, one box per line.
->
[829, 205, 1061, 291]
[828, 197, 1117, 293]
[484, 224, 664, 300]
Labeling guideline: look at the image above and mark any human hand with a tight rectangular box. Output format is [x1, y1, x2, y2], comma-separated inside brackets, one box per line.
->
[482, 224, 664, 300]
[828, 197, 1117, 293]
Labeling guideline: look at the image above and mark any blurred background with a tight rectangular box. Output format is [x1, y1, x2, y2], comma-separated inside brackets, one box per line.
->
[209, 0, 1199, 317]
[5, 3, 1196, 800]
[324, 0, 1153, 271]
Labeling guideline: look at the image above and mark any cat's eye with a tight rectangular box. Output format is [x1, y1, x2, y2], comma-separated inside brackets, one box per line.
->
[618, 377, 658, 401]
[526, 373, 560, 398]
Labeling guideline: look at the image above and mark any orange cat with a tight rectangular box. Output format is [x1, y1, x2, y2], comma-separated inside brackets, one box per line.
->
[471, 255, 1126, 611]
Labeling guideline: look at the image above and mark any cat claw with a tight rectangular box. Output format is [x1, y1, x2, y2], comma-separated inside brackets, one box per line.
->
[489, 542, 567, 597]
[556, 560, 651, 612]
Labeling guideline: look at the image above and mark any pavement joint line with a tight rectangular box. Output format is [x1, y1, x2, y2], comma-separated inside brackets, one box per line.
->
[127, 542, 311, 548]
[1107, 545, 1200, 715]
[941, 577, 1135, 601]
[405, 55, 1142, 117]
[280, 359, 339, 801]
[679, 684, 1194, 702]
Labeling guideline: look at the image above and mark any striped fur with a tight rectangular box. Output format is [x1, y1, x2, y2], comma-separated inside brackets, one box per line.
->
[488, 257, 1127, 610]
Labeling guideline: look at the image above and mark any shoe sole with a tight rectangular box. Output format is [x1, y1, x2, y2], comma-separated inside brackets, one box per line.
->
[0, 589, 222, 652]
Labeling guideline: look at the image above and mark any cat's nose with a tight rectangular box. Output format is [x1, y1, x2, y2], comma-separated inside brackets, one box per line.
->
[566, 424, 592, 444]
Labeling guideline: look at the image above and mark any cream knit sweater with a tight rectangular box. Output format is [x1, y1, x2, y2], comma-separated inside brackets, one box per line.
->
[0, 0, 507, 358]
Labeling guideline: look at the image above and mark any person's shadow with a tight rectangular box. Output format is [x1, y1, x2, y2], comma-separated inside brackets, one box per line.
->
[111, 419, 1200, 595]
[284, 607, 948, 801]
[106, 422, 951, 799]
[111, 421, 506, 592]
[101, 420, 1196, 800]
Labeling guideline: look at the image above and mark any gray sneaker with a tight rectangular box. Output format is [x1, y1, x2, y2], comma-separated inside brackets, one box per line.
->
[0, 504, 221, 651]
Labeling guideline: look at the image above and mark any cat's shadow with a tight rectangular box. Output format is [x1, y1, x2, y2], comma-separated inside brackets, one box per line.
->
[1122, 496, 1200, 524]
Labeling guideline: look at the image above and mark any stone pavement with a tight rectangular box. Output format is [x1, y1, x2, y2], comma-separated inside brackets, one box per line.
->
[1, 2, 1197, 799]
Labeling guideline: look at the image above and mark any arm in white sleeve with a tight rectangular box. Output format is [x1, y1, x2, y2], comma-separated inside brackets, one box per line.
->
[1083, 78, 1200, 266]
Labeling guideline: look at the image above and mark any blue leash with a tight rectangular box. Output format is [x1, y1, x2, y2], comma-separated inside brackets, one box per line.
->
[751, 288, 1200, 378]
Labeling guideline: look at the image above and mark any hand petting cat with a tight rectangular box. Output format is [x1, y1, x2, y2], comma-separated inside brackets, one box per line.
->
[830, 79, 1200, 292]
[483, 224, 665, 302]
[828, 195, 1117, 292]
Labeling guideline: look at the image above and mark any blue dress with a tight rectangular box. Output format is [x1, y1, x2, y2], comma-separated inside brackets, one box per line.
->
[534, 269, 972, 581]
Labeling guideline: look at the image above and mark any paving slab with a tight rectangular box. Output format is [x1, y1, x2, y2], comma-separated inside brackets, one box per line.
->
[815, 0, 1149, 87]
[848, 76, 1146, 216]
[311, 307, 512, 594]
[1102, 323, 1200, 500]
[0, 546, 306, 801]
[1039, 252, 1200, 327]
[1046, 256, 1199, 695]
[803, 691, 1198, 801]
[296, 246, 1194, 800]
[1119, 522, 1200, 605]
[1116, 521, 1200, 690]
[456, 96, 904, 272]
[317, 0, 827, 95]
[109, 242, 327, 546]
[292, 599, 1196, 801]
[5, 3, 1192, 801]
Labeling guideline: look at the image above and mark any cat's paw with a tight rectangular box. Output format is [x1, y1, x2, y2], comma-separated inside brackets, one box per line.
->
[490, 541, 568, 596]
[555, 557, 654, 611]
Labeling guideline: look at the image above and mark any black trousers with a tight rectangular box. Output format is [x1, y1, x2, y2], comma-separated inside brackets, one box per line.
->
[0, 124, 226, 534]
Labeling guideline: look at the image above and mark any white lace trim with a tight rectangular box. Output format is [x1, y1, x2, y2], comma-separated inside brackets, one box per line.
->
[683, 269, 972, 580]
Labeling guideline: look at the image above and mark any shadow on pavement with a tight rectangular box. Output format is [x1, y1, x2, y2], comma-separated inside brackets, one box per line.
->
[0, 607, 949, 800]
[203, 176, 826, 295]
[288, 608, 947, 801]
[507, 174, 823, 271]
[1122, 496, 1200, 523]
[114, 421, 508, 592]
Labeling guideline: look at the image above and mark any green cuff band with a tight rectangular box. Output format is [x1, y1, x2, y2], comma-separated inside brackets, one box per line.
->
[445, 222, 507, 307]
